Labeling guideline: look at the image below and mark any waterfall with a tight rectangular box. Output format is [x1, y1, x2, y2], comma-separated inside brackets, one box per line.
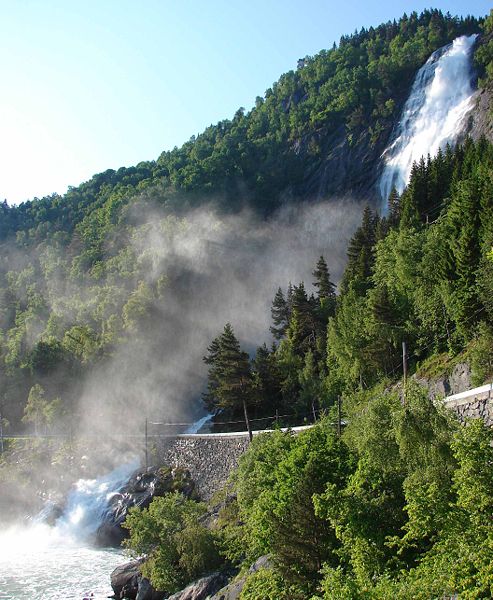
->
[185, 413, 214, 434]
[54, 458, 139, 542]
[379, 34, 478, 212]
[0, 461, 139, 599]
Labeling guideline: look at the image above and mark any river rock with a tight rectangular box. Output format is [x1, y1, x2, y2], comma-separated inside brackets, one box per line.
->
[96, 466, 195, 546]
[110, 561, 166, 600]
[167, 571, 230, 600]
[136, 577, 166, 600]
[209, 556, 271, 600]
[110, 559, 143, 599]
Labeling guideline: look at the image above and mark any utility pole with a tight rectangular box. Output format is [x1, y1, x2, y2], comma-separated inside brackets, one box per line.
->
[0, 410, 4, 454]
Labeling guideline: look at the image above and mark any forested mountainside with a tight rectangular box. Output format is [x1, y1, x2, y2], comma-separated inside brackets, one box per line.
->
[202, 137, 493, 426]
[0, 9, 485, 238]
[121, 137, 493, 600]
[0, 9, 492, 433]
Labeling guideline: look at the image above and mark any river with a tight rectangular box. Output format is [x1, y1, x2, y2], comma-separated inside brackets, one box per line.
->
[0, 524, 124, 599]
[0, 460, 140, 600]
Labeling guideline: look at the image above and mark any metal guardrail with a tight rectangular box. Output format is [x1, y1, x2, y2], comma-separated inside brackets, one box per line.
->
[443, 383, 493, 408]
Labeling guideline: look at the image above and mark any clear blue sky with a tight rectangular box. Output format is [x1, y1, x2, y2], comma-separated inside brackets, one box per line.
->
[0, 0, 490, 204]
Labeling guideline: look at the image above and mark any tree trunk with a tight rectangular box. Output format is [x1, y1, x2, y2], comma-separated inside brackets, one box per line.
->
[242, 397, 253, 442]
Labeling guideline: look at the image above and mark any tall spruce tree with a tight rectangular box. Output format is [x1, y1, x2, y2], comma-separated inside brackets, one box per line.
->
[270, 287, 290, 340]
[341, 206, 377, 295]
[251, 343, 282, 416]
[203, 323, 254, 440]
[287, 283, 318, 356]
[313, 255, 337, 321]
[313, 256, 336, 302]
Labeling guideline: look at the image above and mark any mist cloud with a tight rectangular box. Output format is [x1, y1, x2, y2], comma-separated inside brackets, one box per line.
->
[76, 199, 363, 434]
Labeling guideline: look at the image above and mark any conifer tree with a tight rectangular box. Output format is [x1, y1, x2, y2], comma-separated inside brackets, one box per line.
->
[203, 323, 254, 440]
[270, 287, 290, 340]
[341, 206, 377, 295]
[251, 343, 282, 415]
[313, 256, 336, 302]
[387, 186, 401, 227]
[287, 283, 317, 356]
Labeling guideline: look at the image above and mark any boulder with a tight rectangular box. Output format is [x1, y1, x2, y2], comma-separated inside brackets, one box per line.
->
[210, 556, 271, 600]
[110, 559, 143, 599]
[136, 577, 166, 600]
[110, 560, 165, 600]
[168, 571, 230, 600]
[96, 466, 195, 546]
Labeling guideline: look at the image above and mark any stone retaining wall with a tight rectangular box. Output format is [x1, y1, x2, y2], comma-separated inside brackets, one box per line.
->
[444, 385, 493, 426]
[452, 397, 493, 425]
[155, 436, 250, 500]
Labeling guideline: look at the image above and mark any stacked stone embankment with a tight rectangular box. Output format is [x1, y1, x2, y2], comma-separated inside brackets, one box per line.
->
[156, 435, 250, 500]
[444, 383, 493, 426]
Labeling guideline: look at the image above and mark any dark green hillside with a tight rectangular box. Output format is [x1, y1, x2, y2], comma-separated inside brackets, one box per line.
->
[199, 135, 493, 429]
[0, 9, 489, 433]
[1, 9, 481, 242]
[126, 137, 493, 600]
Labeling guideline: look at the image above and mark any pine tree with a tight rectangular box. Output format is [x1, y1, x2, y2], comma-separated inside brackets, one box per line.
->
[341, 206, 377, 295]
[287, 283, 317, 356]
[270, 287, 290, 340]
[447, 179, 483, 336]
[251, 343, 282, 415]
[313, 256, 336, 302]
[387, 186, 401, 227]
[203, 323, 254, 440]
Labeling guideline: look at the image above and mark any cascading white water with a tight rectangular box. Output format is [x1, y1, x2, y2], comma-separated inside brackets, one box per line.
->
[185, 413, 214, 434]
[0, 459, 139, 600]
[55, 458, 139, 541]
[379, 34, 478, 212]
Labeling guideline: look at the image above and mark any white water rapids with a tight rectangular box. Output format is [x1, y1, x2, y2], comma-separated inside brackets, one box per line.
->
[379, 34, 478, 211]
[0, 459, 139, 600]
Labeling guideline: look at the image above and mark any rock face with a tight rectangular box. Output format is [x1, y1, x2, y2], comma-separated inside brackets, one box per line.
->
[167, 572, 231, 600]
[96, 466, 195, 546]
[110, 560, 166, 600]
[157, 437, 250, 501]
[110, 559, 143, 599]
[467, 33, 493, 145]
[416, 362, 472, 400]
[210, 556, 271, 600]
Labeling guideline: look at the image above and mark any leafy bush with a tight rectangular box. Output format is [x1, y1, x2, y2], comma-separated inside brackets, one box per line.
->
[240, 567, 306, 600]
[123, 492, 221, 593]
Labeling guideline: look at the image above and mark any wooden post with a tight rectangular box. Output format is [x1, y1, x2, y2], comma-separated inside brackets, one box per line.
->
[145, 418, 148, 471]
[242, 399, 253, 442]
[337, 396, 342, 438]
[402, 341, 407, 381]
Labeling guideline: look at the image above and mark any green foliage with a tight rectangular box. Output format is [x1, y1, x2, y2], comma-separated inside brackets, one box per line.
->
[0, 10, 485, 432]
[469, 323, 493, 385]
[240, 567, 305, 600]
[203, 323, 254, 435]
[22, 384, 61, 434]
[123, 492, 221, 593]
[232, 422, 352, 594]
